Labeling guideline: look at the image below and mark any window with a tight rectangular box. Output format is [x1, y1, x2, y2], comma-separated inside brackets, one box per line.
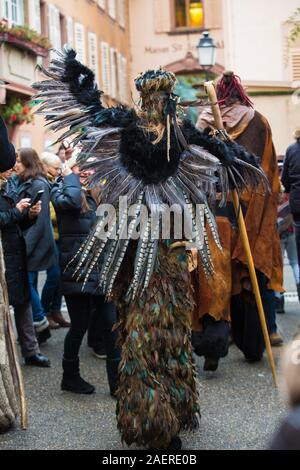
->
[291, 49, 300, 83]
[108, 0, 116, 19]
[117, 53, 127, 103]
[110, 47, 117, 98]
[101, 41, 110, 95]
[2, 0, 24, 25]
[98, 0, 105, 10]
[48, 4, 61, 57]
[66, 17, 74, 48]
[118, 0, 125, 28]
[74, 23, 86, 64]
[88, 32, 99, 83]
[28, 0, 41, 33]
[175, 0, 204, 29]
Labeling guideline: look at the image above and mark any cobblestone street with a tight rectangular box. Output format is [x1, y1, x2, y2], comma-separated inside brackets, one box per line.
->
[0, 288, 299, 450]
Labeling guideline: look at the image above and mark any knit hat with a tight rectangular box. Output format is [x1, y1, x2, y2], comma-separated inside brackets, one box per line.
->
[293, 128, 300, 140]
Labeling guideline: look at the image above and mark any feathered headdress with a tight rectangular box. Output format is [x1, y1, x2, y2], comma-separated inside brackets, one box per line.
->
[135, 68, 184, 162]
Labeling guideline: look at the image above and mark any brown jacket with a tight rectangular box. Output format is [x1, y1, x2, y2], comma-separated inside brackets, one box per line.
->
[193, 109, 283, 326]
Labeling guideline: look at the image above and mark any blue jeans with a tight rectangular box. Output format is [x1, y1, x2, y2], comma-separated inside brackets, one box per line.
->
[28, 271, 47, 323]
[281, 231, 299, 286]
[41, 262, 62, 313]
[294, 218, 300, 284]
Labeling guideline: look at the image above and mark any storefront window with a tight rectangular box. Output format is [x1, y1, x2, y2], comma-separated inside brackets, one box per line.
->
[175, 0, 204, 29]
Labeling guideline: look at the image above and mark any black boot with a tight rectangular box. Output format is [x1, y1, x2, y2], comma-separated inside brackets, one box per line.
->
[61, 357, 95, 394]
[203, 357, 219, 371]
[37, 327, 51, 345]
[106, 358, 120, 397]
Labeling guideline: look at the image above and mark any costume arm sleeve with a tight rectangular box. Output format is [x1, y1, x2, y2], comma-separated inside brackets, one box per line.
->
[183, 120, 260, 168]
[51, 173, 83, 212]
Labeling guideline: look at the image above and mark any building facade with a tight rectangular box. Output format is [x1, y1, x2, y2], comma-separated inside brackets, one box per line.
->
[129, 0, 300, 155]
[0, 0, 130, 153]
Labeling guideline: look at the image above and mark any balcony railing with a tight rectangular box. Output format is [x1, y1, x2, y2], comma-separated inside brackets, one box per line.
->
[0, 21, 50, 57]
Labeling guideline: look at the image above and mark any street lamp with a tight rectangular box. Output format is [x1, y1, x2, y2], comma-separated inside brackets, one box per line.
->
[197, 31, 217, 81]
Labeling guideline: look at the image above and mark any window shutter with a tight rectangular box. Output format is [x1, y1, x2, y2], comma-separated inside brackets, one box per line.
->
[108, 0, 116, 19]
[291, 48, 300, 82]
[117, 52, 122, 101]
[154, 0, 171, 33]
[28, 0, 41, 33]
[119, 55, 127, 103]
[101, 41, 111, 95]
[66, 17, 74, 48]
[98, 0, 105, 9]
[48, 4, 61, 58]
[110, 47, 117, 99]
[88, 32, 99, 83]
[117, 54, 127, 103]
[118, 0, 125, 28]
[74, 23, 86, 64]
[203, 0, 222, 29]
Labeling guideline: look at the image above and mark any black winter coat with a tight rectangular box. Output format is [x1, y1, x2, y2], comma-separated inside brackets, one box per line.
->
[17, 176, 57, 271]
[269, 406, 300, 450]
[51, 173, 98, 295]
[0, 182, 34, 306]
[0, 116, 16, 172]
[282, 140, 300, 217]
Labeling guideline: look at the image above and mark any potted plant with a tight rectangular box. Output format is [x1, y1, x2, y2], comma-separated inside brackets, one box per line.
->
[2, 98, 34, 142]
[0, 19, 51, 57]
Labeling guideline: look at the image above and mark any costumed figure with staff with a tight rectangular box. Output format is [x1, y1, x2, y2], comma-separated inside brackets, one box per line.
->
[193, 72, 283, 370]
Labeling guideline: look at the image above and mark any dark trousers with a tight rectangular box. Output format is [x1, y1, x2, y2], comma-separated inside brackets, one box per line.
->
[64, 294, 120, 361]
[231, 271, 276, 361]
[14, 301, 39, 359]
[87, 303, 104, 349]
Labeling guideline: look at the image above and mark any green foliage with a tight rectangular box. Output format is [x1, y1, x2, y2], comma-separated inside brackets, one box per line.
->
[2, 98, 34, 127]
[288, 7, 300, 46]
[0, 20, 51, 49]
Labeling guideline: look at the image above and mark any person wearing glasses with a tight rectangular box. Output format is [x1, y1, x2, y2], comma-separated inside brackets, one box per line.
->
[40, 152, 70, 329]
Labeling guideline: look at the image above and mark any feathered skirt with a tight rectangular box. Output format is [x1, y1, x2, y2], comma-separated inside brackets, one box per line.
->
[114, 241, 200, 449]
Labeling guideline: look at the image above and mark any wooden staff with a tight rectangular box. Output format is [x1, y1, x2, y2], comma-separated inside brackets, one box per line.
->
[0, 241, 28, 429]
[204, 81, 278, 386]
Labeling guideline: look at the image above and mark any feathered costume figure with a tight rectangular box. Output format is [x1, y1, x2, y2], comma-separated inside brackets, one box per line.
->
[33, 47, 268, 449]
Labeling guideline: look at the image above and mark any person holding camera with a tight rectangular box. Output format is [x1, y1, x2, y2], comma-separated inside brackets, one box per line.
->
[51, 155, 120, 396]
[13, 148, 57, 344]
[0, 168, 50, 367]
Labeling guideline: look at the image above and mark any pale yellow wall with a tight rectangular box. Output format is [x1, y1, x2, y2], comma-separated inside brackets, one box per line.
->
[252, 94, 300, 156]
[129, 0, 224, 99]
[222, 0, 300, 82]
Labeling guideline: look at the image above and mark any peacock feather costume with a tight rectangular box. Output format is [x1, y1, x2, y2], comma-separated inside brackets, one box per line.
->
[33, 47, 268, 449]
